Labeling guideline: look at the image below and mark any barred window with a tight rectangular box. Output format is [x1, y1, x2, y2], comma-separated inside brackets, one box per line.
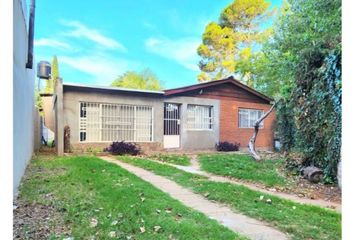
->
[79, 102, 153, 142]
[187, 105, 213, 130]
[238, 108, 264, 128]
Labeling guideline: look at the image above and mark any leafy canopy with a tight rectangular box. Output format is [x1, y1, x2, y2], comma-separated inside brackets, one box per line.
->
[258, 0, 342, 181]
[254, 0, 341, 97]
[111, 68, 163, 91]
[197, 0, 342, 181]
[197, 0, 273, 85]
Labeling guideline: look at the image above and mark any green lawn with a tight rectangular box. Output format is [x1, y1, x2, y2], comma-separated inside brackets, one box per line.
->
[118, 156, 341, 240]
[18, 155, 246, 240]
[148, 153, 191, 166]
[199, 153, 288, 187]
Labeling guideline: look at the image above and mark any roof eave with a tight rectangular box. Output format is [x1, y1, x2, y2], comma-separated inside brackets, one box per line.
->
[63, 83, 165, 95]
[164, 77, 273, 103]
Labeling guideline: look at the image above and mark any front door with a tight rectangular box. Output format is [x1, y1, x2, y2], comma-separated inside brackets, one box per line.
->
[163, 103, 180, 148]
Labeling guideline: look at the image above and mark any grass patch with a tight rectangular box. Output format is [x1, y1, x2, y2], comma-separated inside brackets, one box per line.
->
[148, 153, 191, 166]
[118, 156, 341, 240]
[199, 153, 288, 187]
[18, 155, 245, 239]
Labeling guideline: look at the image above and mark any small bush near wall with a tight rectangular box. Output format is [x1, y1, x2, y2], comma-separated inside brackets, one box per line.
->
[85, 146, 104, 155]
[104, 141, 141, 155]
[215, 142, 240, 152]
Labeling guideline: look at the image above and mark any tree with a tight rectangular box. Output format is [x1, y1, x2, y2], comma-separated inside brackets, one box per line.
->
[197, 0, 273, 85]
[197, 22, 237, 81]
[254, 0, 341, 181]
[44, 56, 59, 93]
[248, 102, 276, 160]
[254, 0, 341, 97]
[111, 69, 163, 90]
[34, 89, 43, 116]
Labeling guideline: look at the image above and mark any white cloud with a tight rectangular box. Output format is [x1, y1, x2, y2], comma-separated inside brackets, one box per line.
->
[34, 38, 71, 49]
[61, 20, 127, 52]
[59, 54, 139, 85]
[145, 37, 200, 71]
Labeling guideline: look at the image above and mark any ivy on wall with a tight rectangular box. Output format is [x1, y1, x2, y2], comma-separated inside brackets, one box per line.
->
[276, 51, 341, 182]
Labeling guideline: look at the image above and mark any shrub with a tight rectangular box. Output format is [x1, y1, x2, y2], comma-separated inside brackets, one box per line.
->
[284, 152, 305, 174]
[85, 146, 102, 155]
[277, 51, 342, 181]
[215, 141, 240, 152]
[104, 141, 141, 156]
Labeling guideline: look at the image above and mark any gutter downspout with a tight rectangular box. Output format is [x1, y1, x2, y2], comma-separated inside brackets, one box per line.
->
[26, 0, 35, 69]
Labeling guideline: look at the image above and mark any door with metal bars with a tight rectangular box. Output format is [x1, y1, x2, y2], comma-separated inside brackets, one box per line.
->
[163, 103, 180, 148]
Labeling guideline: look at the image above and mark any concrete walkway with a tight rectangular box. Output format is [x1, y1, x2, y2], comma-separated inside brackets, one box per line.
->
[173, 155, 341, 213]
[101, 156, 289, 240]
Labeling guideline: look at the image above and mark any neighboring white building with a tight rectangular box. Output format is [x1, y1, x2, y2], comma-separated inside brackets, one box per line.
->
[13, 0, 39, 194]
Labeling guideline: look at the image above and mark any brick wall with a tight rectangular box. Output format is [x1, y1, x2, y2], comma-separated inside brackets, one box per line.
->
[219, 100, 275, 149]
[71, 142, 163, 153]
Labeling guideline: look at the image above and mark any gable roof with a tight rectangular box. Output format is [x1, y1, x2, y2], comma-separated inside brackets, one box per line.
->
[62, 77, 272, 103]
[164, 76, 273, 103]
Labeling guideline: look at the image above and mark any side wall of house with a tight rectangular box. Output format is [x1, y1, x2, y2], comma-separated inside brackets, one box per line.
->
[63, 89, 164, 152]
[13, 0, 36, 194]
[163, 96, 220, 150]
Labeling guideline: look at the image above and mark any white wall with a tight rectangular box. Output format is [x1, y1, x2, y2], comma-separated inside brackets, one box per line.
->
[13, 0, 36, 194]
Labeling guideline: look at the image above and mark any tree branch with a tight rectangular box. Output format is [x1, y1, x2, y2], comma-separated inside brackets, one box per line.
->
[248, 102, 276, 161]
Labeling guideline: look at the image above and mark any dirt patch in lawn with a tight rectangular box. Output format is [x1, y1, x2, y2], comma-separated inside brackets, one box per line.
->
[246, 175, 342, 205]
[291, 178, 341, 203]
[13, 199, 71, 239]
[258, 151, 341, 204]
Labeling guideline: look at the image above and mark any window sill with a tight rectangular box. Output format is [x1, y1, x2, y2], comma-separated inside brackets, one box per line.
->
[186, 129, 214, 131]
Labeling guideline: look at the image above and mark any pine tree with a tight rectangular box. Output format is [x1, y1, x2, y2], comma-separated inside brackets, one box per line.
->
[197, 0, 273, 85]
[44, 56, 59, 93]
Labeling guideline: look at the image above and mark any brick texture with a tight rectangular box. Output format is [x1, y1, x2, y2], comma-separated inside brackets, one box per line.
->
[192, 83, 276, 149]
[219, 100, 275, 149]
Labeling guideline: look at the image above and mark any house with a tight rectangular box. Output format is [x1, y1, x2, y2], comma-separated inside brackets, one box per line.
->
[13, 0, 40, 193]
[49, 76, 275, 153]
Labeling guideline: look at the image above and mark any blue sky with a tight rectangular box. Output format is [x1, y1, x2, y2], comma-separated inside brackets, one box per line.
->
[34, 0, 283, 89]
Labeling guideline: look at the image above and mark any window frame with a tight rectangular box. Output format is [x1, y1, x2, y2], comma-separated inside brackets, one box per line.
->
[186, 104, 214, 131]
[238, 108, 265, 129]
[78, 101, 154, 143]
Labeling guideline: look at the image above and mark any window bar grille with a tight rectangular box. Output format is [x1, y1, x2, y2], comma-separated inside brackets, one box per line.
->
[79, 102, 153, 143]
[151, 107, 154, 142]
[164, 103, 180, 136]
[238, 109, 264, 128]
[109, 104, 112, 141]
[186, 104, 213, 130]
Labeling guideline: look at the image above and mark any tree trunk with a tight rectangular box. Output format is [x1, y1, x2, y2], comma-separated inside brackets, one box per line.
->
[248, 102, 276, 161]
